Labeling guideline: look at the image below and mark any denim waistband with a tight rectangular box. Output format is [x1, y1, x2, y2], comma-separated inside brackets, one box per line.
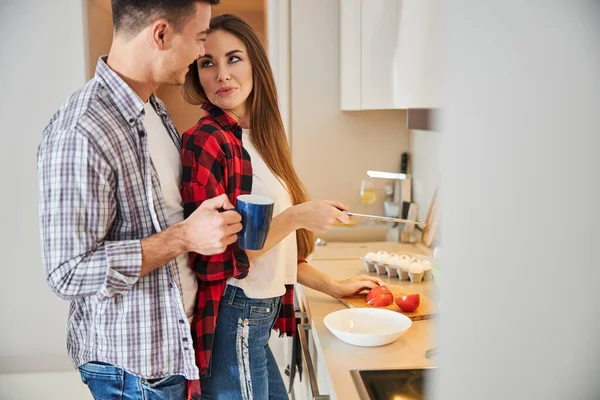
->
[223, 285, 281, 307]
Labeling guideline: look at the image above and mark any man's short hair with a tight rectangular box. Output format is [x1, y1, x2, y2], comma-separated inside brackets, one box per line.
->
[111, 0, 220, 38]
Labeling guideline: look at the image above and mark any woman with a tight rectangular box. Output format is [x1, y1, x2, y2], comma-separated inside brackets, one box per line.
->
[181, 14, 383, 400]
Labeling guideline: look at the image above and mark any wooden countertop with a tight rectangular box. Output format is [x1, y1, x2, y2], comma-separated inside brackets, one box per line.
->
[296, 248, 437, 400]
[310, 241, 432, 261]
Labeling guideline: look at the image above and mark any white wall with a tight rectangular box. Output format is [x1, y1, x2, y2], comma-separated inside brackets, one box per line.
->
[436, 1, 600, 399]
[0, 0, 92, 397]
[290, 0, 409, 215]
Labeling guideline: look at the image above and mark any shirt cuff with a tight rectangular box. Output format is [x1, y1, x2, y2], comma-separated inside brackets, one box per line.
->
[98, 240, 142, 299]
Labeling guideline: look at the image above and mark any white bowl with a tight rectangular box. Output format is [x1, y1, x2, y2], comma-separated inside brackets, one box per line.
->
[323, 308, 412, 347]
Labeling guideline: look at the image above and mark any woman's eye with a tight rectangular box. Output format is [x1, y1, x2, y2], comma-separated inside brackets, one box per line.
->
[229, 55, 241, 63]
[200, 60, 214, 68]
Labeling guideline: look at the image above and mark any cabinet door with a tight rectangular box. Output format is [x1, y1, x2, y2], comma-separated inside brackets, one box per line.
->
[394, 0, 439, 108]
[268, 334, 292, 388]
[360, 0, 399, 110]
[340, 0, 362, 111]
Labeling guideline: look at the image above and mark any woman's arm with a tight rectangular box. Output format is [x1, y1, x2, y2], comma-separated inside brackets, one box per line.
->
[245, 201, 352, 262]
[296, 261, 384, 298]
[181, 127, 249, 278]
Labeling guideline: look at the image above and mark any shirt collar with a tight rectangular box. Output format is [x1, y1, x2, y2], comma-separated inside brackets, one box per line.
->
[201, 103, 243, 140]
[95, 56, 145, 126]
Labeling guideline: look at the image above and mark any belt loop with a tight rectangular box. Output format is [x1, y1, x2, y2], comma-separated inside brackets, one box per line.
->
[227, 286, 236, 305]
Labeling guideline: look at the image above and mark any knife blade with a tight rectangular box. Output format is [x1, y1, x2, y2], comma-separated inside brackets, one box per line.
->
[343, 211, 427, 227]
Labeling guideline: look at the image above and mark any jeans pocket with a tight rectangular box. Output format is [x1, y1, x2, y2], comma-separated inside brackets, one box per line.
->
[248, 301, 277, 323]
[78, 362, 124, 399]
[144, 374, 186, 389]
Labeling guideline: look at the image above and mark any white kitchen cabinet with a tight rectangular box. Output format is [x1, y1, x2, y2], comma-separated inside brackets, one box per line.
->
[340, 0, 438, 110]
[394, 0, 438, 108]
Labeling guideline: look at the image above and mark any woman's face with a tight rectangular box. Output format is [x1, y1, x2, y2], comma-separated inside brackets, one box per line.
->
[197, 30, 253, 117]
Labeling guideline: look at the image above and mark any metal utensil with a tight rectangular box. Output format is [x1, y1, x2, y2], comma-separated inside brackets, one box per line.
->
[343, 211, 427, 227]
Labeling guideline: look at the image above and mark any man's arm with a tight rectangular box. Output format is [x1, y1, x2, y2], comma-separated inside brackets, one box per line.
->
[38, 132, 240, 299]
[38, 132, 141, 300]
[139, 199, 241, 277]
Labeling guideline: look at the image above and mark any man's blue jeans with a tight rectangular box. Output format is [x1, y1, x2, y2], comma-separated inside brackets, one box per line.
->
[78, 361, 187, 400]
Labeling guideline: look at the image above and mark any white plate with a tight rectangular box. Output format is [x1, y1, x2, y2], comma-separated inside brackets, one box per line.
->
[323, 308, 412, 347]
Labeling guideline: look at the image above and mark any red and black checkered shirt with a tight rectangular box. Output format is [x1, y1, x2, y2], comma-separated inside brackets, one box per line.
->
[181, 104, 296, 397]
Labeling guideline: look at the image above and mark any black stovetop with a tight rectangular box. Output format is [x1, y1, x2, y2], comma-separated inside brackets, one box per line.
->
[351, 368, 436, 400]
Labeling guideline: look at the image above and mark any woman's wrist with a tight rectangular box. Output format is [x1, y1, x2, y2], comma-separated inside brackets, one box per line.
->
[287, 204, 304, 231]
[326, 280, 342, 298]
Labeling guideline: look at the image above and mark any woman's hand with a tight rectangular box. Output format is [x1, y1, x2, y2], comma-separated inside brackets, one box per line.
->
[330, 275, 385, 298]
[292, 200, 351, 233]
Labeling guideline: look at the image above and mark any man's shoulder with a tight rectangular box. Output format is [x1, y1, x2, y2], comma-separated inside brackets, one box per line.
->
[40, 78, 123, 149]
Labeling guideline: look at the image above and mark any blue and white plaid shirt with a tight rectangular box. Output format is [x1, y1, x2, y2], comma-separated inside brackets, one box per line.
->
[37, 57, 199, 380]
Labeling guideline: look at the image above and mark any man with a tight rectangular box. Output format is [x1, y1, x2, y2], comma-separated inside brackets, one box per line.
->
[36, 1, 236, 398]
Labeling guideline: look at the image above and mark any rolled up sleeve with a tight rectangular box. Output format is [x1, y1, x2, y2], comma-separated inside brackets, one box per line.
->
[38, 130, 142, 300]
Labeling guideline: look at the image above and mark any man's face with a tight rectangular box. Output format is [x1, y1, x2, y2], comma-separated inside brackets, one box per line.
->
[156, 2, 211, 86]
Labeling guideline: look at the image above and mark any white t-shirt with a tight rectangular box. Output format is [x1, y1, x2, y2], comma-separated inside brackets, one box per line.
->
[227, 129, 298, 299]
[143, 101, 197, 321]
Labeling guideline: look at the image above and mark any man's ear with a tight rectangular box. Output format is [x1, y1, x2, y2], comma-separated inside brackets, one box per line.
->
[151, 19, 170, 49]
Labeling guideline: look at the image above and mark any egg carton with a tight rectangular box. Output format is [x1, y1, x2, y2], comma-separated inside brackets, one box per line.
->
[361, 252, 434, 283]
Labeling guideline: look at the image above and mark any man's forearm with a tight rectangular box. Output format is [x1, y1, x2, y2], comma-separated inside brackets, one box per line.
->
[140, 222, 188, 277]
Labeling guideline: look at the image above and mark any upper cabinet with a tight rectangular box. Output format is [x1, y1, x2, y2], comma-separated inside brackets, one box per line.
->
[340, 0, 438, 111]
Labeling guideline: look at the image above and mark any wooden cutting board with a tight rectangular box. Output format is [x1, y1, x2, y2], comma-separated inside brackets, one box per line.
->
[338, 286, 438, 321]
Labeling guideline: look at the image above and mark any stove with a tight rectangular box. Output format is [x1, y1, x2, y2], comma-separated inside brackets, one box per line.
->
[351, 368, 436, 400]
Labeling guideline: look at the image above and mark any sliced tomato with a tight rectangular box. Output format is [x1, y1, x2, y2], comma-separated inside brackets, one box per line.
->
[395, 293, 420, 312]
[365, 286, 394, 307]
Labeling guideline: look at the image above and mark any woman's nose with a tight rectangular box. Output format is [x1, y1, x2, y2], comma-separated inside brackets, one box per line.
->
[217, 66, 231, 82]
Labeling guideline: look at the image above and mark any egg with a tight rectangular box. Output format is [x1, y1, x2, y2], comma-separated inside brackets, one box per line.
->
[421, 260, 432, 271]
[399, 257, 412, 272]
[409, 262, 424, 274]
[386, 255, 403, 266]
[376, 251, 389, 264]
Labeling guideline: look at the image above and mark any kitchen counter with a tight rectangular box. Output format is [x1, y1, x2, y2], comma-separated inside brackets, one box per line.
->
[311, 241, 432, 261]
[296, 245, 437, 400]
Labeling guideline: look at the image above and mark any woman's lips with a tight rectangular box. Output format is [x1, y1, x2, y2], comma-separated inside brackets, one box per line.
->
[216, 87, 237, 96]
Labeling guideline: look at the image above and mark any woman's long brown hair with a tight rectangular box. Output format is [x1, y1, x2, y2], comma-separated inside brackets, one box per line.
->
[183, 14, 314, 259]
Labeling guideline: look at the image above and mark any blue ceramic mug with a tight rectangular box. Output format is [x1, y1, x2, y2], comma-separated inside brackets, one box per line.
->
[236, 195, 274, 250]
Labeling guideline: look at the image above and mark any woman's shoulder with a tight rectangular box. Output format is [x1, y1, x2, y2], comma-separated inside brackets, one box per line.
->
[183, 116, 231, 143]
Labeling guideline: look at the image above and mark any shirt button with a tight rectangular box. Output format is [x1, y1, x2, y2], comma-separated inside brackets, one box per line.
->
[169, 283, 174, 288]
[182, 338, 189, 342]
[179, 319, 185, 324]
[138, 130, 145, 137]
